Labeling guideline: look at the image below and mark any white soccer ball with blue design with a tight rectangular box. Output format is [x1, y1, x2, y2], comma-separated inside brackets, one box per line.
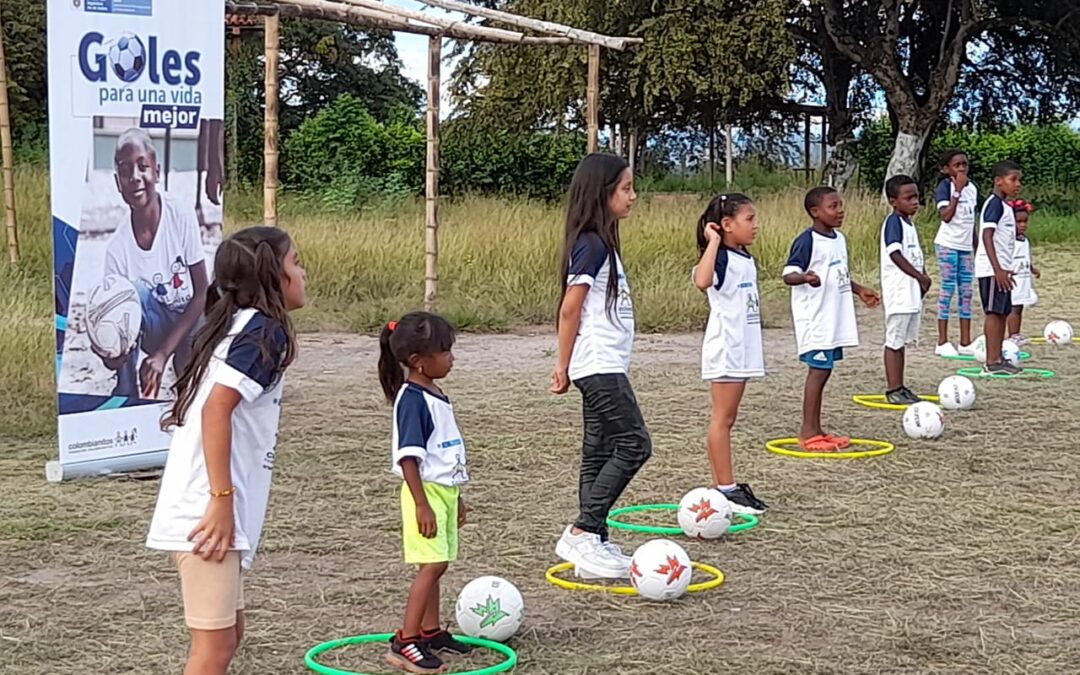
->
[86, 274, 142, 360]
[971, 334, 987, 363]
[902, 401, 945, 440]
[455, 576, 523, 643]
[1044, 320, 1074, 346]
[108, 33, 146, 83]
[1001, 339, 1022, 366]
[629, 539, 692, 602]
[677, 487, 732, 539]
[937, 375, 976, 411]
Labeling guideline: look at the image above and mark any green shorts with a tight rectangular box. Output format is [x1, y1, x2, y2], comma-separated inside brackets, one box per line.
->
[401, 482, 459, 564]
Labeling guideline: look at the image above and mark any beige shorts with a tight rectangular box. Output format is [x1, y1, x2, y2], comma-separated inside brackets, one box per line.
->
[885, 312, 921, 350]
[173, 551, 245, 630]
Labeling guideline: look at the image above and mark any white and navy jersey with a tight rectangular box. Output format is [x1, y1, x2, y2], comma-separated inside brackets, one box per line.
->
[880, 213, 924, 316]
[391, 382, 469, 487]
[1011, 237, 1038, 306]
[934, 179, 978, 252]
[783, 228, 859, 355]
[147, 308, 287, 570]
[699, 247, 765, 379]
[566, 232, 635, 381]
[974, 195, 1016, 279]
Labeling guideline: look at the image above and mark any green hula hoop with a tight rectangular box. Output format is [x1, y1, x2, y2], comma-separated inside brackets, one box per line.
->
[956, 366, 1055, 379]
[606, 503, 759, 536]
[941, 351, 1030, 362]
[305, 633, 517, 675]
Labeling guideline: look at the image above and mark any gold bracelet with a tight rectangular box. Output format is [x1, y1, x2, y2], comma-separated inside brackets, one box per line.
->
[210, 486, 236, 498]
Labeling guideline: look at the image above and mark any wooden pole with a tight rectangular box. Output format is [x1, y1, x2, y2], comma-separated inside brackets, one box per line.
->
[724, 122, 734, 186]
[586, 45, 599, 154]
[820, 116, 828, 174]
[804, 113, 812, 185]
[424, 36, 441, 312]
[263, 12, 280, 226]
[628, 127, 637, 176]
[0, 9, 18, 264]
[708, 123, 716, 186]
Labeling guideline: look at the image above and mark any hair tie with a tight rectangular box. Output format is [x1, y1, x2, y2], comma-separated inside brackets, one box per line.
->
[387, 321, 398, 331]
[720, 194, 728, 201]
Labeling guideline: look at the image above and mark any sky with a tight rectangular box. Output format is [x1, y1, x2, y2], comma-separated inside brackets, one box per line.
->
[387, 0, 463, 113]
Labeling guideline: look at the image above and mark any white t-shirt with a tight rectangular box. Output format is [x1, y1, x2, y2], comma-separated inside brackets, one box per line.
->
[1011, 237, 1038, 306]
[566, 232, 635, 381]
[783, 228, 859, 355]
[698, 247, 765, 379]
[934, 179, 978, 252]
[391, 382, 469, 487]
[146, 309, 287, 570]
[105, 195, 205, 313]
[880, 213, 924, 316]
[974, 195, 1016, 279]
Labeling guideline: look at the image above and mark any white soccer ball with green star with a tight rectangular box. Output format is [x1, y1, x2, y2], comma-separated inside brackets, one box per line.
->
[455, 576, 524, 642]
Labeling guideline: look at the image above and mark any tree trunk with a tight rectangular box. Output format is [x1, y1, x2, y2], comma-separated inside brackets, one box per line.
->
[884, 125, 932, 186]
[823, 111, 858, 189]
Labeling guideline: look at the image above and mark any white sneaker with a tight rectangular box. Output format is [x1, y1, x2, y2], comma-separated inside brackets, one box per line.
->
[935, 342, 959, 357]
[957, 342, 976, 356]
[556, 526, 630, 579]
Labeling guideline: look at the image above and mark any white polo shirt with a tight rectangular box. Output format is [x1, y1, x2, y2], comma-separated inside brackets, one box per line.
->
[934, 179, 978, 252]
[392, 382, 469, 488]
[880, 213, 924, 316]
[974, 195, 1016, 279]
[565, 232, 635, 381]
[783, 228, 859, 355]
[699, 246, 765, 379]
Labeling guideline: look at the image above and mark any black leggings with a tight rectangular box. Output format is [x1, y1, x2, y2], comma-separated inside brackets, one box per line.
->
[573, 373, 652, 538]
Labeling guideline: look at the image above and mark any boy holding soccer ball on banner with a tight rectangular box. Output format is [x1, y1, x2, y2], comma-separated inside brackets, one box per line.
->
[98, 128, 209, 400]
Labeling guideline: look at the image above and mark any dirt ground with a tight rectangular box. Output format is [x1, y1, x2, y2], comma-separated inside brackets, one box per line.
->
[3, 290, 1080, 674]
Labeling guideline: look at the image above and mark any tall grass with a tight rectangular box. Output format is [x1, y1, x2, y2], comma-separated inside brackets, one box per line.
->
[3, 164, 1079, 439]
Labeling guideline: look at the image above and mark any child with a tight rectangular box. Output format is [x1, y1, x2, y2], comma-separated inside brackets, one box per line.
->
[932, 150, 978, 357]
[1007, 200, 1040, 342]
[783, 187, 880, 452]
[146, 226, 305, 675]
[692, 193, 767, 514]
[379, 311, 471, 674]
[880, 175, 932, 404]
[101, 128, 209, 399]
[551, 153, 649, 579]
[974, 160, 1024, 375]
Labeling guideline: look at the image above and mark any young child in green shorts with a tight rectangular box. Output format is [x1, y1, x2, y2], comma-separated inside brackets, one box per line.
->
[378, 311, 470, 674]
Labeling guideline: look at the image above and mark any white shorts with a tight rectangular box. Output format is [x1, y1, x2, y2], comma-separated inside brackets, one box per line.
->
[885, 312, 920, 350]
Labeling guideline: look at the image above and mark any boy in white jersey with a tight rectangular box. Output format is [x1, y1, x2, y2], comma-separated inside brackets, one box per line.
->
[974, 161, 1024, 375]
[880, 175, 932, 405]
[783, 187, 880, 453]
[1007, 200, 1039, 342]
[100, 128, 208, 399]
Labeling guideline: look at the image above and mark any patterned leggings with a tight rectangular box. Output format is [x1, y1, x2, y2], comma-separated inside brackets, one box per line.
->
[935, 245, 973, 320]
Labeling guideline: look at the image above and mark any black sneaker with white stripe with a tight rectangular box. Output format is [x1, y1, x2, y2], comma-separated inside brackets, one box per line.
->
[423, 628, 473, 655]
[985, 361, 1023, 376]
[386, 631, 446, 674]
[723, 483, 768, 515]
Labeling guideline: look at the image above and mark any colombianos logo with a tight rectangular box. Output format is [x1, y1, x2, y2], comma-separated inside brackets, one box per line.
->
[78, 31, 202, 86]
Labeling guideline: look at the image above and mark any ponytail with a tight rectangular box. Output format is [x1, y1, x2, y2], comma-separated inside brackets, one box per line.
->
[378, 323, 405, 403]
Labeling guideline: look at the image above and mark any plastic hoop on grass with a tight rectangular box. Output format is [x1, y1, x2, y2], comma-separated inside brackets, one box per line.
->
[1029, 336, 1080, 345]
[851, 394, 940, 411]
[304, 633, 516, 675]
[765, 437, 894, 459]
[606, 504, 759, 536]
[955, 367, 1055, 379]
[940, 351, 1031, 362]
[545, 561, 725, 595]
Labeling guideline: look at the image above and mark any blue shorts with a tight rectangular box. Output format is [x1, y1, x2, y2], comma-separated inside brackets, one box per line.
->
[799, 348, 844, 370]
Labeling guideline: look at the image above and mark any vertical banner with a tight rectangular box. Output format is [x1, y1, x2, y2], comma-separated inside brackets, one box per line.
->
[47, 0, 225, 478]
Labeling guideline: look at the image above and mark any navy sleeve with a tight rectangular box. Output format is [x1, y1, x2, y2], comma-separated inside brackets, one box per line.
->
[883, 214, 904, 251]
[783, 230, 813, 274]
[225, 313, 287, 390]
[712, 248, 729, 290]
[568, 233, 608, 280]
[395, 388, 434, 451]
[982, 197, 1004, 229]
[934, 180, 952, 206]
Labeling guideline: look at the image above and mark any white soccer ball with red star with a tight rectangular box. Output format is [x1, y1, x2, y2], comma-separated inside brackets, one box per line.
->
[629, 539, 692, 601]
[676, 487, 733, 539]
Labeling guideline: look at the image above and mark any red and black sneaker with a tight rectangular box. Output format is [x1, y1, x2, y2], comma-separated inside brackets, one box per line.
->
[386, 631, 447, 674]
[422, 628, 474, 655]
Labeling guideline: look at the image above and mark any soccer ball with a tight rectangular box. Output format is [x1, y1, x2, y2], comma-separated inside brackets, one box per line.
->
[971, 334, 987, 363]
[902, 401, 945, 440]
[629, 539, 692, 602]
[455, 576, 524, 643]
[1044, 320, 1075, 346]
[937, 375, 976, 411]
[677, 487, 732, 539]
[1001, 339, 1021, 366]
[86, 274, 142, 360]
[108, 33, 146, 83]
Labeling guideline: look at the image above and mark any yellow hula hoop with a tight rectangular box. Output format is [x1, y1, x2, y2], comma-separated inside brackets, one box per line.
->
[765, 437, 894, 459]
[851, 394, 940, 411]
[1028, 336, 1080, 344]
[544, 561, 725, 595]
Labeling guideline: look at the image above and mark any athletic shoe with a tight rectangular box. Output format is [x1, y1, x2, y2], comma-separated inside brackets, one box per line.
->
[556, 526, 630, 579]
[886, 387, 921, 405]
[386, 632, 446, 674]
[422, 629, 473, 656]
[722, 483, 767, 515]
[984, 361, 1023, 376]
[576, 539, 633, 579]
[957, 342, 976, 356]
[900, 386, 923, 403]
[935, 342, 959, 357]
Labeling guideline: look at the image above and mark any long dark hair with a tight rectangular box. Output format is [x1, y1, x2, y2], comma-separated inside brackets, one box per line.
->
[378, 311, 456, 403]
[557, 153, 630, 320]
[696, 193, 753, 255]
[162, 226, 298, 429]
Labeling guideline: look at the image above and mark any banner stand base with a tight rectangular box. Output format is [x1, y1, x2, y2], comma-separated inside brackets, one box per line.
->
[45, 450, 168, 483]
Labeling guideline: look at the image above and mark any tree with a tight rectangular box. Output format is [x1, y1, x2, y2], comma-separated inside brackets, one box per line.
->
[1, 0, 47, 147]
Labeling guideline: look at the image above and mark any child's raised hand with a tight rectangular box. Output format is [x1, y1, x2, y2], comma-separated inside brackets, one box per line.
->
[458, 497, 467, 528]
[704, 222, 722, 245]
[953, 171, 968, 191]
[188, 496, 235, 562]
[550, 366, 570, 395]
[416, 503, 438, 538]
[804, 270, 821, 287]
